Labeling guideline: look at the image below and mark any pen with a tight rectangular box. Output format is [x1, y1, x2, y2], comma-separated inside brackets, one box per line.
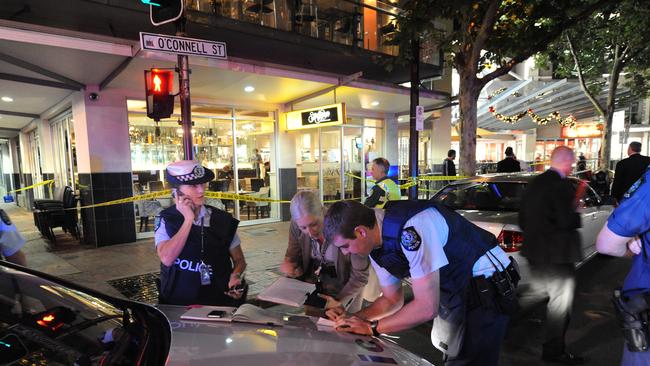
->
[343, 297, 354, 310]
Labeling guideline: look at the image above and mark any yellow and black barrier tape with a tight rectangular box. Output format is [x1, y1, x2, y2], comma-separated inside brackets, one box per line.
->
[9, 179, 55, 194]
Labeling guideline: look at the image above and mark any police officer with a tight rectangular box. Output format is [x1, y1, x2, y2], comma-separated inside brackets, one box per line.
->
[363, 157, 400, 209]
[0, 209, 26, 266]
[596, 166, 650, 365]
[323, 200, 517, 366]
[155, 160, 247, 306]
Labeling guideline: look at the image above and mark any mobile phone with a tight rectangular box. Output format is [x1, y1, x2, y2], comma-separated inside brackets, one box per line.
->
[207, 310, 227, 318]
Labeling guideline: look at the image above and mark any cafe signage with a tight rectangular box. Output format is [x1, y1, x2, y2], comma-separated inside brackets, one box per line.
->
[561, 123, 603, 138]
[285, 103, 346, 130]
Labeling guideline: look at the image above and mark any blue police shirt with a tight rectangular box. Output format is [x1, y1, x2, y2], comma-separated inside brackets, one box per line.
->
[0, 214, 26, 258]
[607, 167, 650, 295]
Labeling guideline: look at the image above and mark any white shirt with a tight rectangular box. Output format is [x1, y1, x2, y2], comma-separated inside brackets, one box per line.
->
[372, 208, 511, 287]
[154, 206, 241, 250]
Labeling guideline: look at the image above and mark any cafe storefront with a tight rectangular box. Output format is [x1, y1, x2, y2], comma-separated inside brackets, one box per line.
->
[127, 100, 279, 237]
[285, 103, 384, 202]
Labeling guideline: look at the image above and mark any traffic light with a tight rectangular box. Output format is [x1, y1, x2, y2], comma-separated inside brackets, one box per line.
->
[143, 0, 184, 26]
[144, 69, 175, 121]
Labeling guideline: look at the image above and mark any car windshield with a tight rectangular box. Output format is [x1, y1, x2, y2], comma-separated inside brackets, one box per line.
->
[433, 181, 527, 211]
[0, 264, 155, 365]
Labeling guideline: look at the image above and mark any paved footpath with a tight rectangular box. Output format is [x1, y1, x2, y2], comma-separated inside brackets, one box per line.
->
[3, 202, 290, 301]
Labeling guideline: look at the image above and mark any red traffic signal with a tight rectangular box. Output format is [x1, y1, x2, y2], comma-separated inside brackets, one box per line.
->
[144, 69, 175, 121]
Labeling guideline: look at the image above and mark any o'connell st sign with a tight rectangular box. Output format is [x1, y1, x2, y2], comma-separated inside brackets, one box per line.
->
[286, 103, 346, 130]
[140, 32, 227, 59]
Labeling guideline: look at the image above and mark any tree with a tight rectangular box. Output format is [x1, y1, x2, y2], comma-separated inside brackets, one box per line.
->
[542, 0, 650, 171]
[392, 0, 616, 176]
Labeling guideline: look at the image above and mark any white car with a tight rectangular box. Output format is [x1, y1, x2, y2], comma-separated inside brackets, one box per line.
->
[0, 261, 434, 365]
[430, 173, 615, 291]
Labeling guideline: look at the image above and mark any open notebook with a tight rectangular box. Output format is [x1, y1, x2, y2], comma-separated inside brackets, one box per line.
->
[256, 277, 316, 307]
[180, 304, 284, 326]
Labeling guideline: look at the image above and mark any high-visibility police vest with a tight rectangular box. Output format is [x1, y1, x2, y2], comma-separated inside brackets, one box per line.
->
[375, 177, 401, 208]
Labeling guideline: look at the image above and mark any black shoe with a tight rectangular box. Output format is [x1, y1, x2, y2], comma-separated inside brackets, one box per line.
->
[542, 352, 586, 365]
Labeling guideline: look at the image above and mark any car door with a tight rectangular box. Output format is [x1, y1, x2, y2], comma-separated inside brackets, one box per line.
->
[577, 184, 602, 257]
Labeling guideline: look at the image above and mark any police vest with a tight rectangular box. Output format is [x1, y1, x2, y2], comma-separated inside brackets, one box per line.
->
[370, 201, 497, 297]
[375, 177, 401, 208]
[158, 205, 239, 306]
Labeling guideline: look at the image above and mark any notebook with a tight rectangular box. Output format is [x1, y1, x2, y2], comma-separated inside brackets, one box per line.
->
[180, 304, 284, 326]
[256, 277, 317, 307]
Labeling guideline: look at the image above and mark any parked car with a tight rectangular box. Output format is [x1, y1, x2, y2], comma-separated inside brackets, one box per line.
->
[0, 261, 434, 366]
[430, 173, 615, 291]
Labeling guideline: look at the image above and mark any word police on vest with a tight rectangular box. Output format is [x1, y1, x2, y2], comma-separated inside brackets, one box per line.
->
[175, 258, 213, 274]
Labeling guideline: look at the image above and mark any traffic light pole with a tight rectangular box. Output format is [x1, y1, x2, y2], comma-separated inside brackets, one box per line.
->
[176, 18, 193, 160]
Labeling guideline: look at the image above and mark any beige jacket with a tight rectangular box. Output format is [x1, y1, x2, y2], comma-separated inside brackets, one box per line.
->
[284, 220, 369, 307]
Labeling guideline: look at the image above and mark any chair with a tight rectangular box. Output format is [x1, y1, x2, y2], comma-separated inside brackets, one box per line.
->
[135, 200, 163, 232]
[133, 183, 143, 195]
[33, 186, 80, 243]
[245, 186, 270, 219]
[250, 178, 264, 192]
[148, 181, 164, 192]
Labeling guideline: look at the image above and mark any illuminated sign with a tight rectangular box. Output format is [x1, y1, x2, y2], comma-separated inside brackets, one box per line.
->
[285, 103, 346, 130]
[561, 124, 603, 138]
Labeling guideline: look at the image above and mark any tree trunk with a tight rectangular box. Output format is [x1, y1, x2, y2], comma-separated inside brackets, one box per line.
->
[599, 56, 623, 172]
[458, 72, 479, 176]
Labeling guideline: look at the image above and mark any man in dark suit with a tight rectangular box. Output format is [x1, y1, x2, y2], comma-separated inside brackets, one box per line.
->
[611, 142, 650, 202]
[519, 146, 585, 365]
[442, 149, 456, 177]
[497, 146, 521, 173]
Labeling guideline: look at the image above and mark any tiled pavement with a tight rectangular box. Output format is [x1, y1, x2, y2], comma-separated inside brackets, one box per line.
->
[3, 202, 289, 303]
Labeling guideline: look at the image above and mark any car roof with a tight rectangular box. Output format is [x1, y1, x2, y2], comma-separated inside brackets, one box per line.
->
[444, 172, 583, 186]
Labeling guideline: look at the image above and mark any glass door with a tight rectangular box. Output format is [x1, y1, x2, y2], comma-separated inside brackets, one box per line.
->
[234, 109, 277, 222]
[51, 112, 78, 192]
[320, 126, 341, 201]
[343, 126, 363, 199]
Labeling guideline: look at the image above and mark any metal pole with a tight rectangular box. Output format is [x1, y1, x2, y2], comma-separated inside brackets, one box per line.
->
[176, 18, 193, 160]
[408, 37, 420, 200]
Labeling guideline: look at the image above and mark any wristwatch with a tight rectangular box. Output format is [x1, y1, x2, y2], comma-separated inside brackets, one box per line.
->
[370, 320, 380, 337]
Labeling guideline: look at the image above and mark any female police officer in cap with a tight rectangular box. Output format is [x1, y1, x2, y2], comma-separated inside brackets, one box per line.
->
[155, 160, 247, 306]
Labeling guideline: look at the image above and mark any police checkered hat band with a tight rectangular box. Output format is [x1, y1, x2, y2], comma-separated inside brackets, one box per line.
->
[165, 160, 214, 185]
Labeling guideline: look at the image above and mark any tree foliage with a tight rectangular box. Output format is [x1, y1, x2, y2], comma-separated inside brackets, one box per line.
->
[540, 0, 650, 170]
[391, 0, 617, 175]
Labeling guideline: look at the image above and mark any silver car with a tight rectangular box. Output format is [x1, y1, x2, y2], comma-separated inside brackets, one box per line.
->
[0, 261, 433, 366]
[430, 173, 615, 290]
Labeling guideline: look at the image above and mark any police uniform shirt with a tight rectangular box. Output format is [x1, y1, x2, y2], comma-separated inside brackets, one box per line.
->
[606, 167, 650, 294]
[371, 208, 511, 286]
[154, 206, 241, 249]
[0, 211, 26, 258]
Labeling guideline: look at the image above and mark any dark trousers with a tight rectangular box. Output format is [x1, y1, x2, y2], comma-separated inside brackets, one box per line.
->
[445, 306, 510, 366]
[522, 262, 576, 356]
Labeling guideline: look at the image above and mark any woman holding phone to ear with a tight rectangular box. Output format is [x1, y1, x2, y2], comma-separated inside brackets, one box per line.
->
[155, 160, 247, 306]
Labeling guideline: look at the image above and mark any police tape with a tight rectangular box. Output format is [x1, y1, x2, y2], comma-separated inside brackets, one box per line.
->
[9, 179, 55, 194]
[63, 174, 468, 211]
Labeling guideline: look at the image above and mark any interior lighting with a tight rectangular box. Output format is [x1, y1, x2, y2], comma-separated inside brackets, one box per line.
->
[1, 96, 13, 102]
[370, 101, 380, 107]
[244, 86, 255, 93]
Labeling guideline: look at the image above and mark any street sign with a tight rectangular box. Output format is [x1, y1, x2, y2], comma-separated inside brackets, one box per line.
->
[140, 32, 227, 59]
[415, 105, 424, 131]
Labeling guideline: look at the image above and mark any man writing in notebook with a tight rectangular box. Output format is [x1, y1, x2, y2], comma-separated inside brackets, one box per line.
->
[323, 200, 517, 366]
